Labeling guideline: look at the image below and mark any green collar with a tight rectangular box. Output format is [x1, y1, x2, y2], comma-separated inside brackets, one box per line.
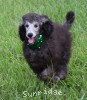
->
[27, 35, 44, 50]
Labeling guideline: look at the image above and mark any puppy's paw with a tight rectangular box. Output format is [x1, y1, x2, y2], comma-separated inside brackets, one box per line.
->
[39, 67, 53, 80]
[54, 76, 60, 83]
[40, 69, 49, 80]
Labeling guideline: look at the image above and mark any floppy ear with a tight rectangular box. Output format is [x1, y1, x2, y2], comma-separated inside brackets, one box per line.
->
[19, 24, 26, 41]
[40, 15, 53, 37]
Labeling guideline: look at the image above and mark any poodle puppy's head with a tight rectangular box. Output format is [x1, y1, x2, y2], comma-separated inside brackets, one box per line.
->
[19, 13, 53, 44]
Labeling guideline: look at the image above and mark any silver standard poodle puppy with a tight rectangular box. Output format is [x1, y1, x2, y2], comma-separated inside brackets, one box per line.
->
[19, 11, 75, 83]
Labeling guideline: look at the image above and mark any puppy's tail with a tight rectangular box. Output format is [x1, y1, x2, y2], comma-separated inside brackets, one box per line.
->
[64, 11, 75, 30]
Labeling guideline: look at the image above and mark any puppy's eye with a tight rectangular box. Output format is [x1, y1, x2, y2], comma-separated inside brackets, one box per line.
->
[34, 24, 38, 28]
[25, 24, 29, 28]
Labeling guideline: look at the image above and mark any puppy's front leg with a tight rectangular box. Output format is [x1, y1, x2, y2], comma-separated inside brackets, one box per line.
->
[40, 67, 54, 80]
[54, 65, 68, 82]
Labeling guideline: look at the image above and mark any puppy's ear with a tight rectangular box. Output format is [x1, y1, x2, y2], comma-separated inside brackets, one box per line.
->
[40, 15, 53, 37]
[19, 24, 26, 41]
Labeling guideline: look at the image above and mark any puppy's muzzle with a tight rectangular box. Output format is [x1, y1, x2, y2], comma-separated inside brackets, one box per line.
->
[28, 33, 33, 38]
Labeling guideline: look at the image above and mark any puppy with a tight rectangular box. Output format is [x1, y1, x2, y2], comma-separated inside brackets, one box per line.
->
[19, 11, 75, 82]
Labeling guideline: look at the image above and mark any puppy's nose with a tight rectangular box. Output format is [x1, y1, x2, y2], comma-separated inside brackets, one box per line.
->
[28, 33, 33, 38]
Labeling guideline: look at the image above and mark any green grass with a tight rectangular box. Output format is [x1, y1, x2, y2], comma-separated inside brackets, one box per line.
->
[0, 0, 87, 100]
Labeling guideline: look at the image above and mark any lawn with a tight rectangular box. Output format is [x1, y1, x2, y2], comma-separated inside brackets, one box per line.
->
[0, 0, 87, 100]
